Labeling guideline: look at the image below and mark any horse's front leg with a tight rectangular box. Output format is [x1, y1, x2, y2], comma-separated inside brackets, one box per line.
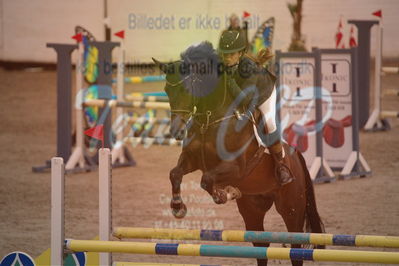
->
[170, 151, 197, 218]
[200, 161, 243, 204]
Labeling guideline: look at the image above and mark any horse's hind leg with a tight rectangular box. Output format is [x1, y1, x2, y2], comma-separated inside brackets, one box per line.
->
[274, 189, 307, 266]
[236, 194, 274, 266]
[170, 152, 197, 218]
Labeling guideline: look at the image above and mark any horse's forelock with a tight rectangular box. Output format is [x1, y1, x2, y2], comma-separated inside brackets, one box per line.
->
[179, 42, 221, 98]
[181, 41, 218, 64]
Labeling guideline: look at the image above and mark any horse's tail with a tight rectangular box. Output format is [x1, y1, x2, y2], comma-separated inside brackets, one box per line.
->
[297, 150, 325, 248]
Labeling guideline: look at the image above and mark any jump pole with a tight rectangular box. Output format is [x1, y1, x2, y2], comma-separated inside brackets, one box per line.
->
[111, 75, 166, 84]
[113, 263, 220, 266]
[83, 99, 170, 110]
[382, 67, 399, 74]
[113, 227, 399, 249]
[123, 75, 166, 83]
[125, 94, 169, 102]
[124, 136, 182, 147]
[65, 239, 399, 264]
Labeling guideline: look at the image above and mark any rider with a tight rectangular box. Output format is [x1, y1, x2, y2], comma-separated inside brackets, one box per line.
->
[218, 30, 294, 185]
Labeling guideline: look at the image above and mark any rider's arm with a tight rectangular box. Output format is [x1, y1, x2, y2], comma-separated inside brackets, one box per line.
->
[226, 72, 247, 101]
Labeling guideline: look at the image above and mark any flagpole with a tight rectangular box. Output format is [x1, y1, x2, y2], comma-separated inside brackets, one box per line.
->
[104, 0, 111, 41]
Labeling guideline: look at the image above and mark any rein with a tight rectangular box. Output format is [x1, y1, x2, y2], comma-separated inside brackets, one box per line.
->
[167, 63, 258, 173]
[191, 71, 259, 171]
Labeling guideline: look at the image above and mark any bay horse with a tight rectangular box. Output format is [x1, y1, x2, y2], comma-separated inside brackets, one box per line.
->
[153, 42, 324, 266]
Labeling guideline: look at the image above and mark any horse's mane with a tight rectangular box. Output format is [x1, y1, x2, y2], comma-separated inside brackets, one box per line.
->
[179, 41, 221, 98]
[180, 41, 219, 64]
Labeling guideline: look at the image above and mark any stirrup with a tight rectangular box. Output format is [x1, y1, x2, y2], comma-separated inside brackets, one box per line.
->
[275, 163, 294, 185]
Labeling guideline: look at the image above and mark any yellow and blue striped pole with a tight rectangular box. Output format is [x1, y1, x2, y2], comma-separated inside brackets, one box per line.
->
[113, 262, 221, 266]
[66, 240, 399, 264]
[125, 95, 169, 103]
[112, 75, 166, 84]
[83, 99, 170, 110]
[126, 75, 166, 83]
[113, 227, 399, 249]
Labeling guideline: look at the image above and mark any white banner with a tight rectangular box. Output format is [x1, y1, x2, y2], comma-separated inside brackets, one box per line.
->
[279, 57, 317, 168]
[321, 52, 353, 169]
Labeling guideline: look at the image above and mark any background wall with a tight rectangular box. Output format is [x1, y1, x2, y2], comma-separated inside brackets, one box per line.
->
[0, 0, 103, 63]
[0, 0, 398, 63]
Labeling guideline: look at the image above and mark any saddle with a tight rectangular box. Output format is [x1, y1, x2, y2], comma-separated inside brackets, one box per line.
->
[283, 120, 316, 153]
[323, 116, 352, 148]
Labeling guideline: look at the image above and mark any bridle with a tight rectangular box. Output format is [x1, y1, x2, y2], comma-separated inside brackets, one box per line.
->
[165, 74, 198, 125]
[166, 62, 257, 172]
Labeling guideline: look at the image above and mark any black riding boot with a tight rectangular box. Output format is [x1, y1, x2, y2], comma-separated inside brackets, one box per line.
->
[268, 141, 294, 185]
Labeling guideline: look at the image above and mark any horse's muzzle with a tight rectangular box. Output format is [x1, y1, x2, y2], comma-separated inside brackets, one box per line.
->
[171, 128, 186, 141]
[170, 116, 187, 140]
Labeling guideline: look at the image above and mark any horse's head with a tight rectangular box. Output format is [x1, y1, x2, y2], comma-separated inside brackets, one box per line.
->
[178, 41, 224, 118]
[153, 58, 194, 140]
[153, 42, 223, 140]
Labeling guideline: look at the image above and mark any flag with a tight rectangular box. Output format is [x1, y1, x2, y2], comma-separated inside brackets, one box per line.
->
[335, 18, 345, 49]
[84, 125, 104, 148]
[114, 30, 125, 39]
[243, 11, 251, 18]
[372, 10, 382, 18]
[71, 33, 82, 42]
[349, 26, 357, 47]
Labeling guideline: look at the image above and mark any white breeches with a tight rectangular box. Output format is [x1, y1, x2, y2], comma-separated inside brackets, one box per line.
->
[258, 86, 277, 134]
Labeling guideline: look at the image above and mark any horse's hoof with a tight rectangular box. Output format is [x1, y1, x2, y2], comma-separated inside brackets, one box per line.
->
[225, 186, 242, 200]
[171, 203, 187, 219]
[212, 189, 228, 204]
